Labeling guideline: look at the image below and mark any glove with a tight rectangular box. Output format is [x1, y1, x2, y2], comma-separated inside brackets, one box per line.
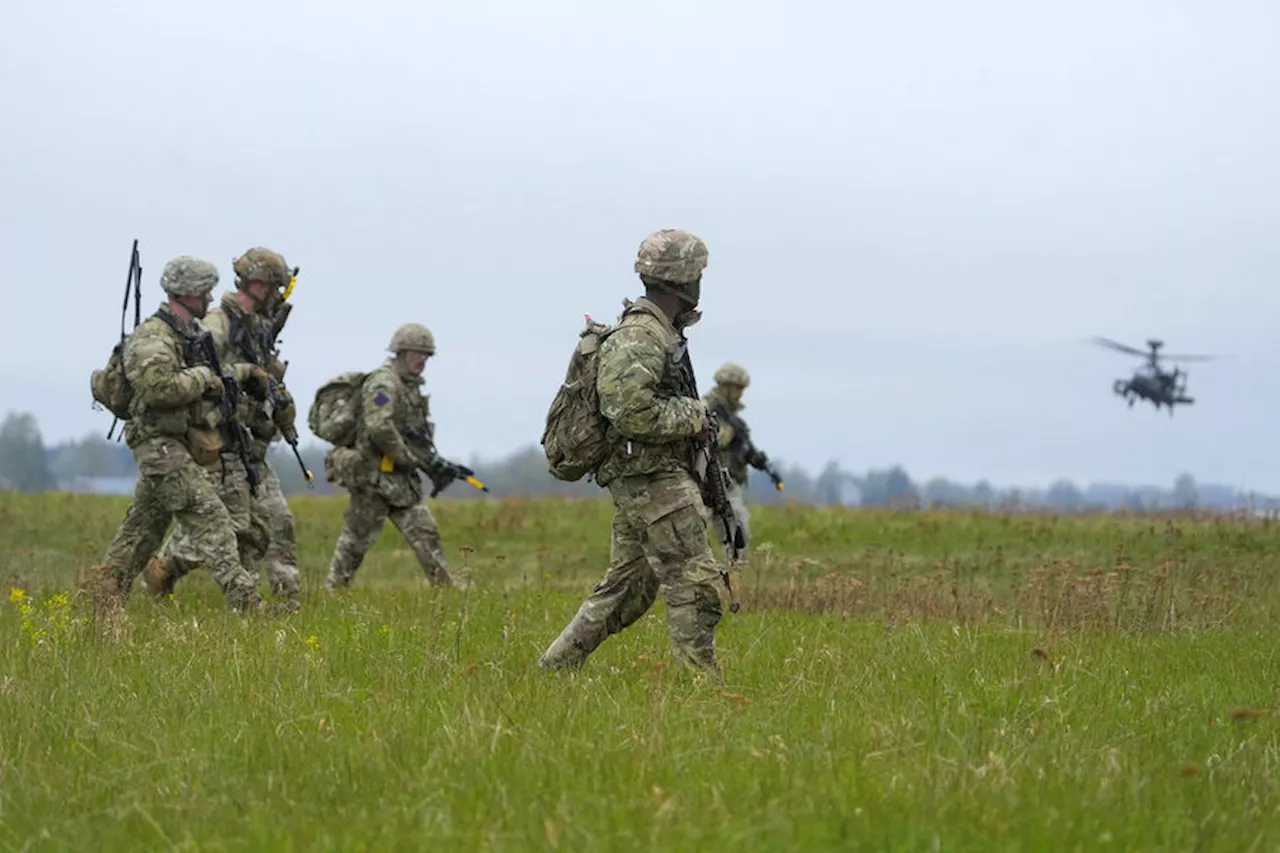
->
[692, 401, 711, 443]
[243, 365, 271, 401]
[273, 386, 297, 431]
[427, 460, 469, 497]
[197, 367, 224, 402]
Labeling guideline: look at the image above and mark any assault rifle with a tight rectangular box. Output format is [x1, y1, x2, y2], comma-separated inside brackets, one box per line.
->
[703, 410, 745, 613]
[708, 401, 784, 491]
[403, 424, 489, 497]
[678, 345, 744, 613]
[192, 332, 260, 496]
[265, 376, 314, 488]
[224, 278, 312, 488]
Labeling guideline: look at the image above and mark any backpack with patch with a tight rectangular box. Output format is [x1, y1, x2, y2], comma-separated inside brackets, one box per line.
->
[308, 371, 369, 447]
[90, 341, 134, 422]
[540, 311, 631, 482]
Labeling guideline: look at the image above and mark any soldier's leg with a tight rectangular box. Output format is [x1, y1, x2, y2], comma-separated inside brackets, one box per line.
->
[325, 489, 389, 589]
[99, 474, 175, 599]
[147, 520, 205, 596]
[158, 463, 261, 610]
[539, 491, 660, 671]
[219, 460, 268, 581]
[254, 462, 301, 601]
[638, 475, 726, 675]
[147, 462, 261, 596]
[387, 501, 455, 587]
[386, 499, 458, 584]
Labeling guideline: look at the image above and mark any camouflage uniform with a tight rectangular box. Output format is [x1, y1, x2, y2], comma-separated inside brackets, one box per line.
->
[704, 363, 753, 555]
[540, 229, 728, 676]
[150, 249, 302, 603]
[323, 324, 455, 589]
[94, 256, 261, 611]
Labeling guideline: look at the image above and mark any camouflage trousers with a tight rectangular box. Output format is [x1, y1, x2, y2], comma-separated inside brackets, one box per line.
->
[539, 471, 726, 676]
[710, 478, 751, 560]
[324, 488, 453, 588]
[99, 452, 259, 610]
[157, 456, 301, 600]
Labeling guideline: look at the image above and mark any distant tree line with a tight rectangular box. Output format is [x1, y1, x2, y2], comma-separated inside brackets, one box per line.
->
[4, 410, 1277, 513]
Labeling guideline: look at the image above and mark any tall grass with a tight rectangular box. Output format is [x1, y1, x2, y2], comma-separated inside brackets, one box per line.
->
[1, 493, 1278, 850]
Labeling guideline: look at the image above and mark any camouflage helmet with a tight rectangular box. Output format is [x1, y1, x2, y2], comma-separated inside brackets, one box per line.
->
[159, 255, 219, 297]
[714, 362, 750, 388]
[634, 229, 708, 302]
[232, 247, 292, 289]
[388, 323, 436, 355]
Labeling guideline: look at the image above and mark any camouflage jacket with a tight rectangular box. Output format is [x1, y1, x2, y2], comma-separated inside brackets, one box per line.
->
[703, 388, 750, 485]
[352, 358, 439, 505]
[594, 297, 707, 486]
[121, 303, 221, 474]
[201, 294, 289, 459]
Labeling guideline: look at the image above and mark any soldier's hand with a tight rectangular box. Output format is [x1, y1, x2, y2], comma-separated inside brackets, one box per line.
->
[267, 356, 287, 381]
[692, 402, 712, 443]
[276, 398, 298, 430]
[198, 368, 224, 401]
[243, 366, 271, 400]
[273, 384, 297, 429]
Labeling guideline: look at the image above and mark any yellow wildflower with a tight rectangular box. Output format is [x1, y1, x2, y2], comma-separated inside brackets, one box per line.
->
[9, 588, 25, 603]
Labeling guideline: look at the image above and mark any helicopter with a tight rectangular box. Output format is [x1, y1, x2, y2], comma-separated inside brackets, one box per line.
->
[1090, 336, 1215, 415]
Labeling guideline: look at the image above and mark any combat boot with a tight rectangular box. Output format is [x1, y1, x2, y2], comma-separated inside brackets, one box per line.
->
[225, 581, 264, 613]
[538, 628, 592, 672]
[142, 556, 178, 598]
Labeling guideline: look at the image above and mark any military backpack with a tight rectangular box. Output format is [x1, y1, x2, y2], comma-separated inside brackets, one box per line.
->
[540, 311, 634, 482]
[308, 371, 369, 447]
[90, 341, 134, 422]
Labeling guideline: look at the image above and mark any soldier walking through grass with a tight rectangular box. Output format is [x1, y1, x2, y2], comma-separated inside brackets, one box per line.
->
[87, 256, 262, 612]
[316, 324, 462, 590]
[538, 228, 730, 677]
[145, 247, 304, 609]
[703, 362, 783, 559]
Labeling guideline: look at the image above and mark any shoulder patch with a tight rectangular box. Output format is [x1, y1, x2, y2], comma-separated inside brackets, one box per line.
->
[373, 391, 390, 408]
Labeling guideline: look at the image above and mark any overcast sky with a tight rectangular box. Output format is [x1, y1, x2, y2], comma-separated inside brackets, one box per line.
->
[3, 0, 1278, 491]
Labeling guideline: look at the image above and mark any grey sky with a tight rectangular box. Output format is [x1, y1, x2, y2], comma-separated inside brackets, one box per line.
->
[3, 0, 1279, 491]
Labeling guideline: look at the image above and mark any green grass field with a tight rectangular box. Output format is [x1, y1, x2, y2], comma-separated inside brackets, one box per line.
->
[2, 491, 1279, 850]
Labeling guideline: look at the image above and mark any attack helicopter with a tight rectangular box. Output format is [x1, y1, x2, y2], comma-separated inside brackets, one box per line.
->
[1090, 336, 1215, 415]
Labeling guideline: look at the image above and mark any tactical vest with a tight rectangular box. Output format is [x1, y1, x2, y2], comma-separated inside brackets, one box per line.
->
[594, 303, 701, 486]
[122, 310, 218, 452]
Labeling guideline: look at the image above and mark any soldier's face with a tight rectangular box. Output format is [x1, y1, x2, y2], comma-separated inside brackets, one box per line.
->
[182, 293, 211, 319]
[245, 281, 272, 312]
[722, 386, 743, 407]
[403, 351, 430, 374]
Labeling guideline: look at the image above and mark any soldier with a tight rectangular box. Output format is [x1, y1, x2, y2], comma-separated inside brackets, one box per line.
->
[87, 256, 262, 612]
[321, 323, 463, 590]
[703, 362, 783, 558]
[143, 248, 303, 608]
[538, 228, 729, 678]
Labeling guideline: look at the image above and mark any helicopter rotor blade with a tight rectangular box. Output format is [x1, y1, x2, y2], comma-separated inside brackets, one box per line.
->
[1089, 336, 1147, 357]
[1162, 353, 1216, 363]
